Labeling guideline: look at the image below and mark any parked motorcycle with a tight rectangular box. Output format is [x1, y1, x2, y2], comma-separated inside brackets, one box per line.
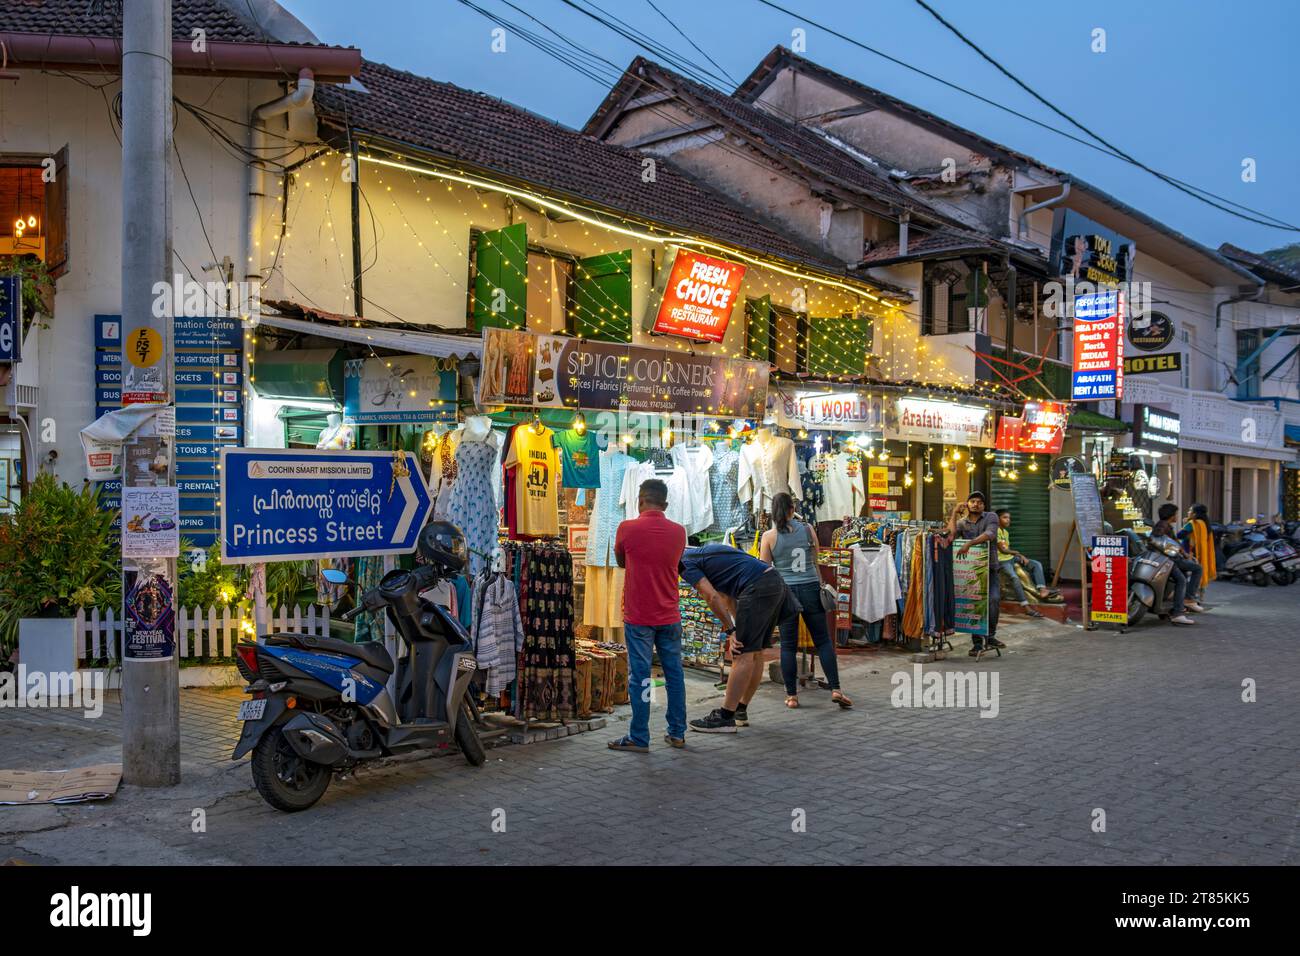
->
[1216, 522, 1280, 588]
[232, 521, 485, 812]
[1123, 530, 1179, 627]
[1260, 523, 1300, 585]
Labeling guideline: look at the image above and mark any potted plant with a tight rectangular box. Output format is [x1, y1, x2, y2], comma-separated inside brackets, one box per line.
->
[0, 474, 119, 675]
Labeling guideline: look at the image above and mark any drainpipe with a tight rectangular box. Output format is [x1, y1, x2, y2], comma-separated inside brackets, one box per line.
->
[245, 68, 315, 290]
[1017, 182, 1070, 241]
[898, 211, 909, 258]
[1215, 285, 1263, 329]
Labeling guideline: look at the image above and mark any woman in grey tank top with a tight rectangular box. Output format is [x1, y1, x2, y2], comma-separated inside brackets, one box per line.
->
[760, 493, 851, 709]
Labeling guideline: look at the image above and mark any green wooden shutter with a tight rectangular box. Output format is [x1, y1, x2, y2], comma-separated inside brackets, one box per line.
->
[807, 314, 872, 377]
[745, 295, 772, 361]
[571, 250, 631, 342]
[991, 456, 1051, 567]
[472, 223, 527, 329]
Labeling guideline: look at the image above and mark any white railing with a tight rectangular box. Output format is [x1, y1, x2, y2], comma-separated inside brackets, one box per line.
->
[75, 604, 335, 665]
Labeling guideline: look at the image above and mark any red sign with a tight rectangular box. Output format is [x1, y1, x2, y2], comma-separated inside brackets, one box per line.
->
[1071, 290, 1124, 401]
[650, 250, 746, 343]
[1089, 534, 1128, 623]
[996, 402, 1066, 454]
[995, 416, 1024, 451]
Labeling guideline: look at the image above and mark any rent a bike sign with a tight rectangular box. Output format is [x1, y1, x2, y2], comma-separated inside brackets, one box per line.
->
[219, 448, 432, 562]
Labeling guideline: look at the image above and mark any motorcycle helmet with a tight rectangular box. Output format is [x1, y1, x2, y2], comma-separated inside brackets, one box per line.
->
[418, 520, 468, 575]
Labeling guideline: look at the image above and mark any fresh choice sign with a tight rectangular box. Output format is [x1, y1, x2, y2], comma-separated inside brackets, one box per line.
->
[647, 248, 746, 343]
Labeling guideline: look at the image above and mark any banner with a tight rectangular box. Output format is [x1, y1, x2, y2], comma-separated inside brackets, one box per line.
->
[998, 401, 1067, 453]
[343, 354, 457, 425]
[646, 248, 746, 343]
[953, 543, 990, 636]
[1071, 290, 1124, 401]
[770, 387, 886, 432]
[1090, 534, 1129, 623]
[478, 327, 768, 418]
[886, 398, 996, 448]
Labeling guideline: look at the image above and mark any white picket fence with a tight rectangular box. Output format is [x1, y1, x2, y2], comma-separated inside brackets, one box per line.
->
[76, 603, 334, 665]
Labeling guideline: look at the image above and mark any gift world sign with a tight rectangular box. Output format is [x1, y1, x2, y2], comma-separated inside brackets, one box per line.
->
[219, 448, 432, 562]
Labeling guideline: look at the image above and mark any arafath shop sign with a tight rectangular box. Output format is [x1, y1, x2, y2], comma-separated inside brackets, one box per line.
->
[886, 398, 996, 448]
[478, 327, 768, 418]
[645, 247, 747, 344]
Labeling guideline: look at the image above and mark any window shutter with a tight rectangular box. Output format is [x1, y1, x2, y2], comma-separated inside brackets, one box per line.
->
[570, 250, 631, 342]
[745, 295, 773, 362]
[472, 223, 527, 329]
[807, 314, 871, 377]
[44, 145, 70, 278]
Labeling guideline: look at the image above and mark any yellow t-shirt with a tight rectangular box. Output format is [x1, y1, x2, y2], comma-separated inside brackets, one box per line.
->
[505, 424, 560, 536]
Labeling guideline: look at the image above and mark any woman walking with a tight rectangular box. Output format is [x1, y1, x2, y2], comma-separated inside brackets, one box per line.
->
[760, 493, 851, 710]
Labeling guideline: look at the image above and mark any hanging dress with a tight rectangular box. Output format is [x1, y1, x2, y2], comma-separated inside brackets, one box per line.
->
[445, 434, 502, 578]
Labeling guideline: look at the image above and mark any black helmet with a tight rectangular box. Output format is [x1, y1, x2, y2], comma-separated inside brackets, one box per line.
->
[418, 520, 468, 575]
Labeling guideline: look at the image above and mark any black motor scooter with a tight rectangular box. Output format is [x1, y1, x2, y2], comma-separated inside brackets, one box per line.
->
[1124, 529, 1180, 627]
[232, 522, 485, 812]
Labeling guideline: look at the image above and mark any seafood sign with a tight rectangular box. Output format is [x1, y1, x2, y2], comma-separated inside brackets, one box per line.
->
[219, 449, 431, 562]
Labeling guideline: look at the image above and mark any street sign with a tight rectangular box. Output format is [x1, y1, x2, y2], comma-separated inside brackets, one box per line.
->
[219, 448, 433, 563]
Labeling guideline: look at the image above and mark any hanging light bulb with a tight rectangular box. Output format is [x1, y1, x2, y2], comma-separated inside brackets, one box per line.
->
[904, 472, 914, 488]
[27, 215, 36, 228]
[573, 413, 587, 435]
[984, 448, 995, 460]
[1028, 458, 1039, 472]
[923, 471, 934, 483]
[797, 428, 808, 440]
[966, 459, 976, 473]
[998, 467, 1008, 478]
[951, 447, 962, 462]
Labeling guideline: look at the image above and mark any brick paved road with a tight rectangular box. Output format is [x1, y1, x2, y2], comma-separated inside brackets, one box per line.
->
[3, 582, 1297, 865]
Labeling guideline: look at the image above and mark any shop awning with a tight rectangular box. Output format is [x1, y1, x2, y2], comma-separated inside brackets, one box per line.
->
[257, 310, 481, 360]
[1068, 408, 1127, 432]
[1179, 435, 1295, 462]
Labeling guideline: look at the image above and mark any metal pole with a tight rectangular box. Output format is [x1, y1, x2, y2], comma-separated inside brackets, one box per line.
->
[120, 0, 179, 787]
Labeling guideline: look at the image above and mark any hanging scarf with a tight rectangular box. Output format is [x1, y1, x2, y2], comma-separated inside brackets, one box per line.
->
[1191, 518, 1216, 584]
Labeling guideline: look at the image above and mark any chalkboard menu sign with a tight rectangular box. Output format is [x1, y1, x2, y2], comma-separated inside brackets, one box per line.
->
[1070, 472, 1105, 556]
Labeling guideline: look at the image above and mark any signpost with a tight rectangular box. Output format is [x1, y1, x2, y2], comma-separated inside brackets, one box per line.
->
[219, 448, 433, 563]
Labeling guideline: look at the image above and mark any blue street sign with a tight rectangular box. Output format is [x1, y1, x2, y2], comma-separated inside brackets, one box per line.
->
[95, 314, 122, 347]
[176, 352, 241, 367]
[96, 367, 122, 386]
[0, 275, 21, 363]
[175, 423, 240, 442]
[220, 448, 433, 563]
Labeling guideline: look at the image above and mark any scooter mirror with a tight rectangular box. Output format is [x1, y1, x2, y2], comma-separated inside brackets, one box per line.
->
[321, 568, 351, 586]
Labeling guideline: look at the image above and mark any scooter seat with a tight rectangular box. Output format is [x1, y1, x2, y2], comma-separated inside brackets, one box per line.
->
[265, 633, 395, 673]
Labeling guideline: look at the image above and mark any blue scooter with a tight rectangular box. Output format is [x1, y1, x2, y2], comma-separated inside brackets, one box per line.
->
[232, 522, 484, 811]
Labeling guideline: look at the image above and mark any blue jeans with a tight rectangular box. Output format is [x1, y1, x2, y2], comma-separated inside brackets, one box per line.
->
[777, 581, 840, 695]
[999, 557, 1047, 603]
[624, 623, 687, 747]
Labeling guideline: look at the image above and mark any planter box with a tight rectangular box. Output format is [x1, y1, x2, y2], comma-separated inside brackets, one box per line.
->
[18, 617, 80, 677]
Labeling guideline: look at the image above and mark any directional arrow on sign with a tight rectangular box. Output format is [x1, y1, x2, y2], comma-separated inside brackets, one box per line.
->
[219, 448, 434, 563]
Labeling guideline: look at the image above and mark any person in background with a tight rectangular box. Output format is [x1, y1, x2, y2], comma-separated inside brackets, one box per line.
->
[607, 478, 689, 753]
[995, 509, 1047, 619]
[1180, 503, 1217, 601]
[1153, 503, 1205, 622]
[950, 492, 1006, 656]
[760, 493, 851, 710]
[680, 542, 795, 733]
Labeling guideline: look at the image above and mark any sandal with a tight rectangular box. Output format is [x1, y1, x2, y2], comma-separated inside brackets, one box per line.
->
[785, 696, 800, 709]
[607, 736, 649, 753]
[831, 690, 853, 709]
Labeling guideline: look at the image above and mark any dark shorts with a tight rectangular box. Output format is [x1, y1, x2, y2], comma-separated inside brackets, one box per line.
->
[735, 569, 794, 654]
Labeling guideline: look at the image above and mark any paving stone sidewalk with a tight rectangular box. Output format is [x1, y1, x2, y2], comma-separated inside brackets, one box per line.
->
[2, 583, 1296, 866]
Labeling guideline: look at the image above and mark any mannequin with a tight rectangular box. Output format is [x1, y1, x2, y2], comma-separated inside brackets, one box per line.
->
[316, 413, 354, 450]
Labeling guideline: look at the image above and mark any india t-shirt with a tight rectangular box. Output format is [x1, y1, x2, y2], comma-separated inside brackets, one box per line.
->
[504, 425, 560, 537]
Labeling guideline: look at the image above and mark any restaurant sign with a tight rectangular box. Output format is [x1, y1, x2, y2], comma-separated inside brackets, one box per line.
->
[770, 388, 886, 432]
[886, 398, 995, 448]
[478, 327, 768, 418]
[996, 400, 1067, 454]
[1071, 289, 1125, 401]
[645, 248, 746, 343]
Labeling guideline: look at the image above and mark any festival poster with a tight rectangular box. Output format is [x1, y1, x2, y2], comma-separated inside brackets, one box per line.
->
[123, 568, 176, 660]
[953, 543, 990, 636]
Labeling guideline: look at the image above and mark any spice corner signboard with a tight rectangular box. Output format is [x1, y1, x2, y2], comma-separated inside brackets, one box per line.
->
[1071, 290, 1124, 402]
[478, 327, 768, 418]
[1090, 534, 1128, 623]
[645, 248, 746, 343]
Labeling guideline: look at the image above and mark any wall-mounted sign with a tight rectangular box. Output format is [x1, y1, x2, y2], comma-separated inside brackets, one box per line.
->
[343, 354, 457, 425]
[1127, 310, 1174, 351]
[1123, 351, 1182, 376]
[868, 466, 889, 495]
[886, 398, 995, 447]
[1130, 403, 1181, 453]
[479, 327, 768, 418]
[1049, 208, 1136, 287]
[1050, 455, 1086, 490]
[646, 248, 746, 343]
[770, 388, 885, 432]
[998, 401, 1067, 454]
[0, 275, 22, 364]
[1071, 290, 1124, 401]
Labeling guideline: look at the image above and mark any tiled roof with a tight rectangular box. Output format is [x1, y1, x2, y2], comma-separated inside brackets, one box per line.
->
[859, 229, 998, 266]
[1219, 243, 1300, 286]
[585, 58, 955, 225]
[315, 60, 904, 292]
[1, 0, 267, 43]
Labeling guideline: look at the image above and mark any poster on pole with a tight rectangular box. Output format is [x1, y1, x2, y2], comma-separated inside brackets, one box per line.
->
[123, 568, 176, 660]
[1090, 535, 1129, 623]
[121, 486, 180, 558]
[953, 543, 990, 636]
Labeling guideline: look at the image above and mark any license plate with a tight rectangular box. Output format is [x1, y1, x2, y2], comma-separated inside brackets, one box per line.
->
[238, 699, 267, 721]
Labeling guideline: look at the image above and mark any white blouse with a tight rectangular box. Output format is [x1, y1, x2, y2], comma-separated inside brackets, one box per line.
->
[738, 432, 802, 515]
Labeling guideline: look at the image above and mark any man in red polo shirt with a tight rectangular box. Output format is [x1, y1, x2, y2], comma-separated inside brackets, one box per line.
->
[608, 478, 688, 753]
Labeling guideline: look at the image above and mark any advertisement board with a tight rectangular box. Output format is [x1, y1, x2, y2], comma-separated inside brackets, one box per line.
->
[646, 248, 746, 343]
[953, 543, 990, 636]
[997, 401, 1068, 454]
[479, 327, 768, 418]
[770, 388, 886, 432]
[1130, 404, 1181, 453]
[1090, 534, 1129, 623]
[1071, 290, 1125, 401]
[886, 398, 995, 447]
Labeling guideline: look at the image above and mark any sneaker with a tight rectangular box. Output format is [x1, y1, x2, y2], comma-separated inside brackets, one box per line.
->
[663, 735, 685, 749]
[689, 709, 738, 734]
[1184, 601, 1205, 613]
[985, 637, 1007, 649]
[1170, 615, 1196, 626]
[734, 705, 749, 727]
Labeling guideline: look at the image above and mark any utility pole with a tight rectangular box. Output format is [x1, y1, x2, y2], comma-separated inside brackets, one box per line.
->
[120, 0, 180, 787]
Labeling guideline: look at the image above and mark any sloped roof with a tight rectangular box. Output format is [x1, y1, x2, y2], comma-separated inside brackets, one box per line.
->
[1219, 243, 1300, 287]
[314, 60, 906, 294]
[859, 229, 1000, 267]
[2, 0, 284, 44]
